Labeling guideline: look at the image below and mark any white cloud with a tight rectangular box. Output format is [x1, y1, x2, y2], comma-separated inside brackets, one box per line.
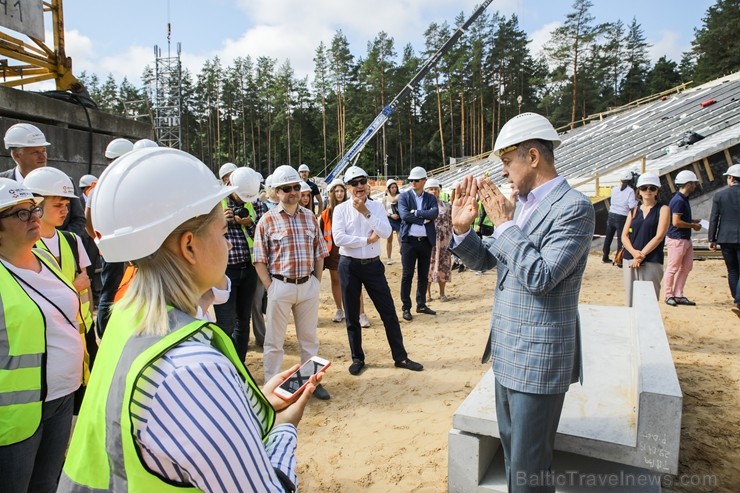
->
[648, 30, 686, 63]
[528, 21, 560, 60]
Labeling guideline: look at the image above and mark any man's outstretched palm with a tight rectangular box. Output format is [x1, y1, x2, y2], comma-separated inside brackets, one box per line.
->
[452, 175, 480, 234]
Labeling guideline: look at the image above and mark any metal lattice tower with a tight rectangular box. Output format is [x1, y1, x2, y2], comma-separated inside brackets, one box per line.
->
[153, 39, 182, 149]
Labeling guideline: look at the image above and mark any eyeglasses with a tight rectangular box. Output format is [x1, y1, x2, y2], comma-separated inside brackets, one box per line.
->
[639, 185, 659, 192]
[347, 177, 368, 187]
[0, 206, 44, 222]
[279, 184, 302, 193]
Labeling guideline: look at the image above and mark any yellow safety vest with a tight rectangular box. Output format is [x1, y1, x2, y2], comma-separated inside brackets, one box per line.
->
[59, 307, 275, 492]
[222, 198, 256, 262]
[0, 250, 80, 445]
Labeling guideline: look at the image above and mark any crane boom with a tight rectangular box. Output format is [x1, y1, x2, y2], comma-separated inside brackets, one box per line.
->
[325, 0, 494, 183]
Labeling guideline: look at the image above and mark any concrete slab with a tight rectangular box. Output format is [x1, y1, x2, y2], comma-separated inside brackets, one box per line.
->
[449, 281, 682, 491]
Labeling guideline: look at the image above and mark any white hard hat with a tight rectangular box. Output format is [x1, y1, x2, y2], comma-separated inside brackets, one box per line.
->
[408, 166, 428, 180]
[105, 138, 134, 159]
[328, 178, 345, 192]
[723, 164, 740, 178]
[493, 112, 561, 157]
[636, 173, 660, 188]
[343, 166, 368, 183]
[79, 174, 97, 188]
[298, 163, 310, 172]
[386, 178, 397, 188]
[619, 170, 633, 181]
[674, 170, 698, 185]
[4, 123, 50, 149]
[91, 148, 235, 262]
[0, 177, 43, 210]
[24, 167, 78, 198]
[133, 138, 158, 150]
[219, 162, 238, 179]
[300, 181, 312, 193]
[270, 165, 301, 188]
[264, 174, 273, 188]
[424, 178, 441, 190]
[230, 167, 261, 202]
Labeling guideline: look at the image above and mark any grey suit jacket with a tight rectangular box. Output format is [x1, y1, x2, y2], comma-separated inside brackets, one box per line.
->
[0, 166, 87, 238]
[450, 180, 595, 395]
[709, 185, 740, 244]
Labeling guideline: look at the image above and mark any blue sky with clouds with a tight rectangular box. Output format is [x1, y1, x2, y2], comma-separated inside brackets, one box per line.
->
[57, 0, 714, 86]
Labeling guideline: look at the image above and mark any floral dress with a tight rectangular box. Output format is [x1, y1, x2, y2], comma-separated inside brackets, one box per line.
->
[429, 200, 452, 283]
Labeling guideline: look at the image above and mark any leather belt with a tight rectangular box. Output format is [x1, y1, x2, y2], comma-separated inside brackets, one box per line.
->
[272, 274, 312, 284]
[344, 255, 379, 265]
[407, 236, 428, 242]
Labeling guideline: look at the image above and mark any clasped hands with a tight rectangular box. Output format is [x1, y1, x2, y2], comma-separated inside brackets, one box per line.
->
[451, 175, 516, 235]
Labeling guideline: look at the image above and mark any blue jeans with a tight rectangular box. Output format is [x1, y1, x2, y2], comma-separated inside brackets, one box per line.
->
[721, 243, 740, 304]
[0, 393, 74, 493]
[214, 264, 258, 362]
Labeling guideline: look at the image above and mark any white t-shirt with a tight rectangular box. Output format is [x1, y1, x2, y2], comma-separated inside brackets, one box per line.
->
[2, 259, 83, 401]
[38, 230, 92, 271]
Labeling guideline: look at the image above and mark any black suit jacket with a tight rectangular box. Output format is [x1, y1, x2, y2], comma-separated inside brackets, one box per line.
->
[397, 189, 439, 245]
[709, 185, 740, 244]
[0, 166, 87, 238]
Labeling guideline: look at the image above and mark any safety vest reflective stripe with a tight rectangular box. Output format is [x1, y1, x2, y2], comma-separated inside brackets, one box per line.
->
[59, 307, 275, 492]
[0, 257, 45, 445]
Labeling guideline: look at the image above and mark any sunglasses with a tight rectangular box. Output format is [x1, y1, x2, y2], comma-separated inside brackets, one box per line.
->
[347, 177, 368, 187]
[279, 184, 302, 193]
[410, 178, 425, 183]
[0, 206, 44, 222]
[639, 185, 658, 192]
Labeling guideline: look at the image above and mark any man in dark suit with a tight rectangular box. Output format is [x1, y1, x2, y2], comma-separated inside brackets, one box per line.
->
[450, 113, 595, 492]
[2, 122, 86, 237]
[709, 163, 740, 316]
[397, 166, 438, 321]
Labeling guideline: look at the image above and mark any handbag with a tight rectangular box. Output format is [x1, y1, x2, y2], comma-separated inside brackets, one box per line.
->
[614, 247, 624, 265]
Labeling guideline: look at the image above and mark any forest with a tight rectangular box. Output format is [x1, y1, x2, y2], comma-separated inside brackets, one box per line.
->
[77, 0, 740, 179]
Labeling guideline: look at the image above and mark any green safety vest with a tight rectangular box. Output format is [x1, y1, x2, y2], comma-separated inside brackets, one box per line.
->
[0, 249, 78, 445]
[222, 198, 256, 262]
[473, 201, 494, 229]
[36, 231, 94, 333]
[59, 307, 275, 492]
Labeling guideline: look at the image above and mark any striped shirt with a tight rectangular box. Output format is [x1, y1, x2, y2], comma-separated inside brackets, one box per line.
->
[130, 328, 298, 492]
[253, 203, 328, 278]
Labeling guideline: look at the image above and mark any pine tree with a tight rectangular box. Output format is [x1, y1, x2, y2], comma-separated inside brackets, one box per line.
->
[646, 56, 682, 94]
[690, 0, 740, 83]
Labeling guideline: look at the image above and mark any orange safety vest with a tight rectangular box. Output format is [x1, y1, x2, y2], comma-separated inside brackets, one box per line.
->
[320, 208, 333, 253]
[113, 263, 137, 302]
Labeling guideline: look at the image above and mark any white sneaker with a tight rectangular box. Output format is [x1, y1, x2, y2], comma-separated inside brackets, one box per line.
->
[332, 309, 344, 323]
[386, 258, 394, 265]
[359, 313, 371, 328]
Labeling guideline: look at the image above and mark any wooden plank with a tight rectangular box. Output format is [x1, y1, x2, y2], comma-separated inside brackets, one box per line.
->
[702, 158, 714, 181]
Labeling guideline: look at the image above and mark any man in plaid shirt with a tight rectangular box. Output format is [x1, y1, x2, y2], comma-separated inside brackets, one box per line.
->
[254, 165, 330, 400]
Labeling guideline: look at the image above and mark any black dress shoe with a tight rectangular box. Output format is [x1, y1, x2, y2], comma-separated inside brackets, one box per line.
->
[395, 359, 423, 371]
[348, 359, 365, 375]
[416, 305, 436, 315]
[402, 309, 413, 321]
[313, 384, 330, 400]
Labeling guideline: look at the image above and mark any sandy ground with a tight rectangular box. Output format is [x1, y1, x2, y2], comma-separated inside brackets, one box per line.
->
[245, 247, 739, 492]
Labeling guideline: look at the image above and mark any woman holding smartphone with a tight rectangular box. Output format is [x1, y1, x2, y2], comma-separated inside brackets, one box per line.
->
[59, 148, 322, 493]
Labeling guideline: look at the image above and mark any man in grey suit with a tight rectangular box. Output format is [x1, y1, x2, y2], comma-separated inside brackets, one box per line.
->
[2, 122, 87, 237]
[450, 113, 595, 492]
[708, 163, 740, 316]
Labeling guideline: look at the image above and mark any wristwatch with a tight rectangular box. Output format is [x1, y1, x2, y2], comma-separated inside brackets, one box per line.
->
[364, 211, 372, 219]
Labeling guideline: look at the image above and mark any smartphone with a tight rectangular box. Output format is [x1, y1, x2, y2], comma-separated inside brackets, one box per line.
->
[274, 356, 331, 400]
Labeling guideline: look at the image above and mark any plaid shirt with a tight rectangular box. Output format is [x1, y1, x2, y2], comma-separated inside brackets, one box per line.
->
[253, 203, 328, 278]
[224, 197, 267, 265]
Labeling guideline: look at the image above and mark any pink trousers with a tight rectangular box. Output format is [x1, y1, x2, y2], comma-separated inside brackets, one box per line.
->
[663, 237, 694, 298]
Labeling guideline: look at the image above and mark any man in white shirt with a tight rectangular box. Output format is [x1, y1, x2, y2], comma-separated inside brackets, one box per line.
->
[332, 166, 423, 376]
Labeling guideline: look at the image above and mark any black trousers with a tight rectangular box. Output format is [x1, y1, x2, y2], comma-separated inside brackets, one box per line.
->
[338, 255, 408, 363]
[603, 212, 627, 258]
[214, 263, 258, 363]
[400, 237, 432, 310]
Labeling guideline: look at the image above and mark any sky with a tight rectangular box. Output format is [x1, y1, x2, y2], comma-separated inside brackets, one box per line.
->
[32, 0, 718, 88]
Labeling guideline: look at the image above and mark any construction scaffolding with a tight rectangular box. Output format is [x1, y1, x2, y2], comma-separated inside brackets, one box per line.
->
[153, 38, 182, 149]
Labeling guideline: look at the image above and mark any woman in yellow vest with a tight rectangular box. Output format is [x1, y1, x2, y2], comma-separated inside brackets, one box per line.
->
[59, 148, 323, 493]
[0, 178, 84, 492]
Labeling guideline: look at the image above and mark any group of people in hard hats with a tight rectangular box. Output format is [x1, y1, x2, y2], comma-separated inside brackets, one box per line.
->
[2, 110, 737, 493]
